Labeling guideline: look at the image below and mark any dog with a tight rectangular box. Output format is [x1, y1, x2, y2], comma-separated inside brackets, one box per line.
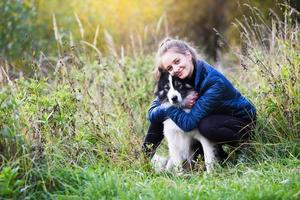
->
[152, 71, 218, 173]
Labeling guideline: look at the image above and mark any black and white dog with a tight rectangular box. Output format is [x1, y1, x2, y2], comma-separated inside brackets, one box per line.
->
[152, 71, 217, 173]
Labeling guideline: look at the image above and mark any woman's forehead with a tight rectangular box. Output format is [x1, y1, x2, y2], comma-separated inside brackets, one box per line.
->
[161, 52, 183, 66]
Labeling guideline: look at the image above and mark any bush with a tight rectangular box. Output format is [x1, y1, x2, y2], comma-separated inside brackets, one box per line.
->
[233, 5, 299, 143]
[0, 0, 38, 61]
[0, 53, 154, 196]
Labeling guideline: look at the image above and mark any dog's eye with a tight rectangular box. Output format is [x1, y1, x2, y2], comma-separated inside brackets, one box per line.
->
[166, 66, 173, 72]
[184, 84, 193, 89]
[176, 82, 183, 88]
[174, 81, 180, 86]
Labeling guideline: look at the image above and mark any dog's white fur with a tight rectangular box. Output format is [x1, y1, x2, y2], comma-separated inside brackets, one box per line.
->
[164, 116, 216, 173]
[153, 75, 217, 173]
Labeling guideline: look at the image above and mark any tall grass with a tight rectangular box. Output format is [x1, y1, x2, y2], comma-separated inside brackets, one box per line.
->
[228, 4, 300, 143]
[0, 4, 299, 199]
[0, 52, 155, 198]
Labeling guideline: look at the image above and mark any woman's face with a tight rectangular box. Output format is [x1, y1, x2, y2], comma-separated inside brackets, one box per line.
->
[161, 50, 194, 79]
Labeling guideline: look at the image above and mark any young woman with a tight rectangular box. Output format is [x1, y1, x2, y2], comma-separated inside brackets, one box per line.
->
[142, 38, 256, 161]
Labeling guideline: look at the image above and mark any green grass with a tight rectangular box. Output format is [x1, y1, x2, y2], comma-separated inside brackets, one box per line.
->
[0, 52, 299, 199]
[6, 157, 299, 199]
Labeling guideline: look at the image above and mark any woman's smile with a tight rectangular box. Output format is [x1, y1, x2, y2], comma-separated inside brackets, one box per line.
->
[161, 51, 194, 79]
[175, 69, 184, 78]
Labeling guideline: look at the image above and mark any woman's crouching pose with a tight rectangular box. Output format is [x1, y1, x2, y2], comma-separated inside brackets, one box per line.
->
[142, 38, 256, 172]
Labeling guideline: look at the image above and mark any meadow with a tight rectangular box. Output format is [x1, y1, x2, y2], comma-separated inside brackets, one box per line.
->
[0, 4, 299, 200]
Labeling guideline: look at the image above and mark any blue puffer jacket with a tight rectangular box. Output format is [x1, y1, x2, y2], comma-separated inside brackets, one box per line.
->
[148, 59, 256, 132]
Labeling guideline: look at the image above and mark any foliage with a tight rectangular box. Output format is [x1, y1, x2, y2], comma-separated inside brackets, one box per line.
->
[231, 4, 300, 143]
[0, 51, 155, 198]
[2, 0, 298, 64]
[166, 0, 287, 60]
[0, 166, 25, 199]
[0, 2, 299, 200]
[0, 0, 38, 61]
[34, 0, 169, 57]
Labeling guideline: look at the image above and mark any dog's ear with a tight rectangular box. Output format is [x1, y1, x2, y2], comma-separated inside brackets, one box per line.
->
[158, 67, 169, 76]
[185, 83, 193, 89]
[154, 69, 169, 101]
[159, 69, 169, 79]
[158, 67, 164, 73]
[154, 84, 159, 96]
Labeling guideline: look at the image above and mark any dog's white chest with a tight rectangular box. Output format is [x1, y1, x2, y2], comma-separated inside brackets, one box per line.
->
[163, 119, 198, 159]
[163, 119, 198, 138]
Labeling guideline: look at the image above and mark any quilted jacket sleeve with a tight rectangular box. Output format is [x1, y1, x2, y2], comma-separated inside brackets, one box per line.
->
[166, 79, 225, 132]
[148, 97, 168, 123]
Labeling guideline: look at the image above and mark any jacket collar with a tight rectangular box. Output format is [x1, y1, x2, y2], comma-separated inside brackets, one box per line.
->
[194, 59, 205, 89]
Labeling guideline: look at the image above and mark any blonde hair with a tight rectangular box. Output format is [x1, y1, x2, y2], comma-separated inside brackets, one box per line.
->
[154, 37, 198, 80]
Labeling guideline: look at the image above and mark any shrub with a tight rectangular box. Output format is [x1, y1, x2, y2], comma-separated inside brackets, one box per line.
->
[233, 5, 299, 143]
[0, 0, 38, 61]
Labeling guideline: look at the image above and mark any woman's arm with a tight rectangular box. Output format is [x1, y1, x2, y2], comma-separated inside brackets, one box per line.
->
[166, 79, 225, 132]
[148, 97, 168, 123]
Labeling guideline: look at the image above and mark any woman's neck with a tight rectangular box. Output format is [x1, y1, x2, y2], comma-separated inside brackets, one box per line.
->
[186, 65, 196, 87]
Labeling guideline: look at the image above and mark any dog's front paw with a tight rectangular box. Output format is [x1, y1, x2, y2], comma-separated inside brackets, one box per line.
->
[151, 154, 168, 172]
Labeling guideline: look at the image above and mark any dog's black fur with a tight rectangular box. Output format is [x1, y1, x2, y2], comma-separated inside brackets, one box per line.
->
[155, 71, 193, 105]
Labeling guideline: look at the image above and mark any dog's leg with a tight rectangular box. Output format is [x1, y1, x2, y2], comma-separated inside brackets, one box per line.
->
[151, 154, 169, 172]
[165, 157, 174, 171]
[194, 134, 217, 173]
[181, 137, 194, 171]
[166, 145, 184, 173]
[183, 147, 194, 171]
[164, 121, 185, 173]
[166, 134, 194, 173]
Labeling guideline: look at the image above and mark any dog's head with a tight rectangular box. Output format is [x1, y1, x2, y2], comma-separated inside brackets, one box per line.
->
[155, 71, 194, 106]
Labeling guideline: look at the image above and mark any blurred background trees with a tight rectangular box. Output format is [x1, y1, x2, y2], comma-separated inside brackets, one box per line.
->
[0, 0, 299, 65]
[0, 1, 38, 59]
[166, 0, 299, 61]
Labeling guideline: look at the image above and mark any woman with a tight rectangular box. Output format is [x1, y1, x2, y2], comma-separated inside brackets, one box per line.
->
[142, 38, 256, 161]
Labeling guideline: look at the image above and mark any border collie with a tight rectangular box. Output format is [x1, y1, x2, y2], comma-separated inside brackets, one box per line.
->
[152, 71, 217, 173]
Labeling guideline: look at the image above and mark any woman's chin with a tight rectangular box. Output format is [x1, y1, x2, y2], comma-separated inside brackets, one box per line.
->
[178, 73, 187, 79]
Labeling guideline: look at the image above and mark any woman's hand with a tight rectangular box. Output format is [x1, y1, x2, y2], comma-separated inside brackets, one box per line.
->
[182, 91, 198, 109]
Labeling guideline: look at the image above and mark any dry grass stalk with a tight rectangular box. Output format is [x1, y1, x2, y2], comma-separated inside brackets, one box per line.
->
[52, 14, 62, 56]
[93, 25, 100, 47]
[104, 30, 118, 59]
[74, 12, 85, 39]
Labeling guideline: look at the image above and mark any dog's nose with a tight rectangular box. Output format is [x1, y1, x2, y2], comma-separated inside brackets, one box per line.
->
[171, 96, 178, 102]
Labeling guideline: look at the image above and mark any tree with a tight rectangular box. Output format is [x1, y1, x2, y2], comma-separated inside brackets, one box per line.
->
[166, 0, 287, 61]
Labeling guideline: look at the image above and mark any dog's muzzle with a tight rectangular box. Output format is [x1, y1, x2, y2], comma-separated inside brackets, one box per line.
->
[171, 95, 178, 104]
